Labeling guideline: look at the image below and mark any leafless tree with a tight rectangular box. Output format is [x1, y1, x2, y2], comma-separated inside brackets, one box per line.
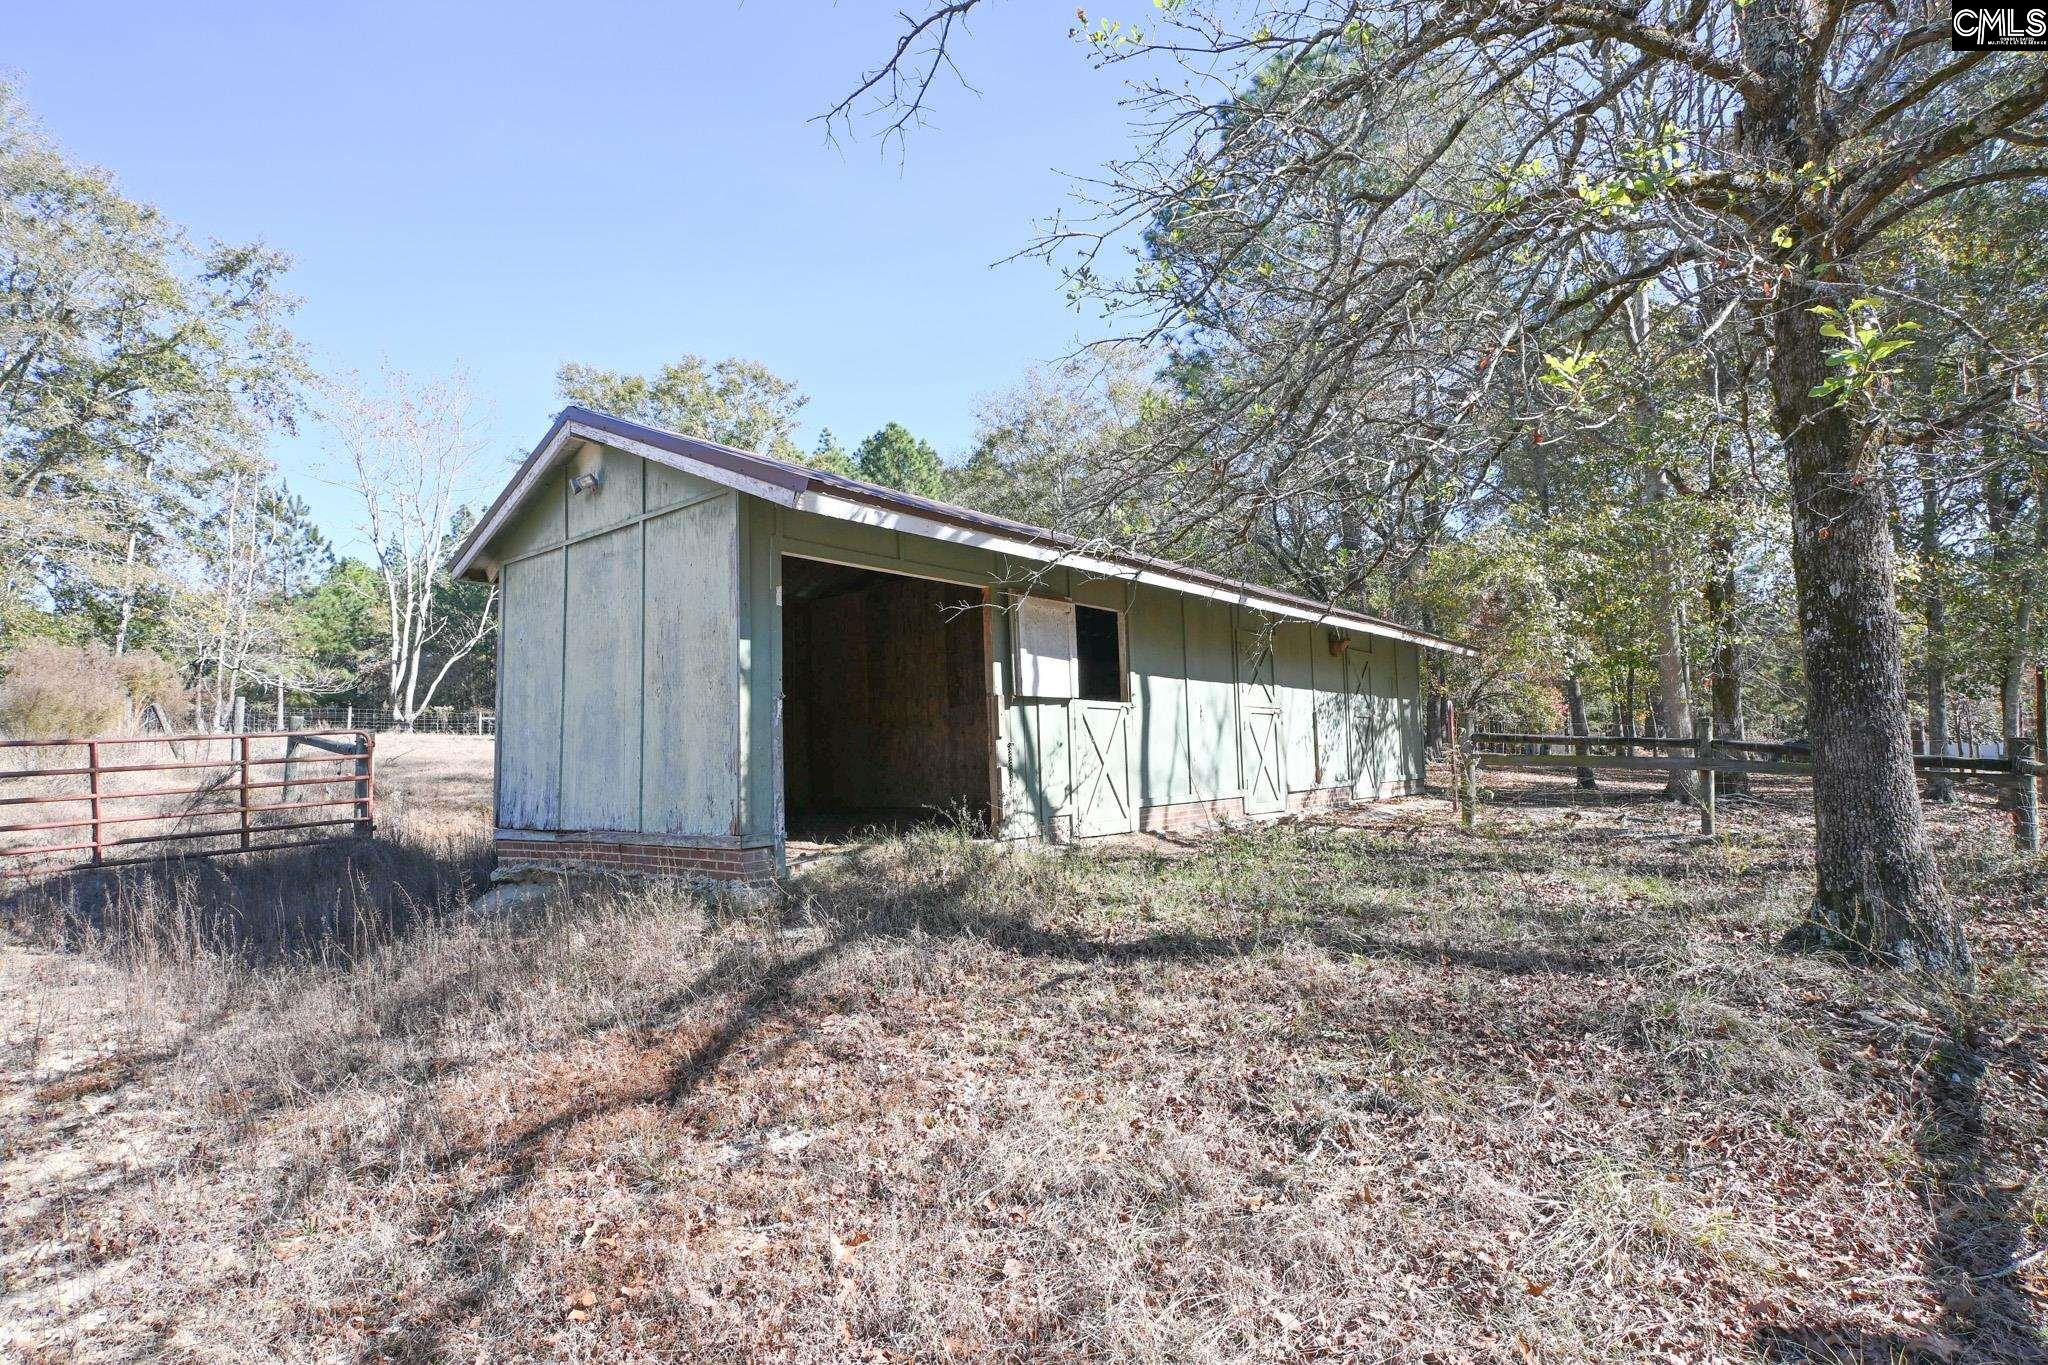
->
[324, 367, 497, 731]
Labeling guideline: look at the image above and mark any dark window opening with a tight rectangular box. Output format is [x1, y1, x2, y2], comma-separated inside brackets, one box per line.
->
[1075, 605, 1123, 702]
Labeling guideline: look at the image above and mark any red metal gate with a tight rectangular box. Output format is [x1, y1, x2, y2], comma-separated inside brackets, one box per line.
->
[0, 730, 374, 880]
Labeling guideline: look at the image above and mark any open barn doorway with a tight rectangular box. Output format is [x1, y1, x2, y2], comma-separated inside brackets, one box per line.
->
[779, 556, 997, 857]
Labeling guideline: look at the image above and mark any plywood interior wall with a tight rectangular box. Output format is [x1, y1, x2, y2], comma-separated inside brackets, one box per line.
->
[781, 558, 992, 823]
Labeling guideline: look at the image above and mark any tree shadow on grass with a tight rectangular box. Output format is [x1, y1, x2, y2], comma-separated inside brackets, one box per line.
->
[366, 830, 1679, 1357]
[0, 826, 490, 966]
[15, 807, 2022, 1358]
[1754, 1017, 2047, 1364]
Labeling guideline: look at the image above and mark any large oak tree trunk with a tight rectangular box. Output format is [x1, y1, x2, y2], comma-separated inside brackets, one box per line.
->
[1733, 0, 1967, 972]
[1770, 279, 1968, 972]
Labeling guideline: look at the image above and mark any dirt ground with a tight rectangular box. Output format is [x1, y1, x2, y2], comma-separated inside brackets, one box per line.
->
[367, 732, 495, 823]
[1, 760, 2043, 1361]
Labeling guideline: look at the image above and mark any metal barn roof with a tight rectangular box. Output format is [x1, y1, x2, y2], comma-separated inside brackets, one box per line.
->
[452, 405, 1473, 656]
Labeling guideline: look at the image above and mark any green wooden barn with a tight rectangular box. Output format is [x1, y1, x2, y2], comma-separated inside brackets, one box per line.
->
[452, 408, 1471, 881]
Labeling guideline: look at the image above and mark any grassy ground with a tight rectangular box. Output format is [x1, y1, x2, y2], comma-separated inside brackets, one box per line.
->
[1, 761, 2043, 1361]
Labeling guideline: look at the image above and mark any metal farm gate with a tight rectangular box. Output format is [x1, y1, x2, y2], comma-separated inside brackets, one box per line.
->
[0, 730, 374, 880]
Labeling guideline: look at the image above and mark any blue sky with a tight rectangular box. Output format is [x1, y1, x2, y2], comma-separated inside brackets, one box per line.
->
[8, 1, 1138, 550]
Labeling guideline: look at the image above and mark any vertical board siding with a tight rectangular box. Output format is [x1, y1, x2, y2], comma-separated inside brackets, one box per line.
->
[1275, 624, 1320, 791]
[643, 496, 741, 835]
[1128, 588, 1192, 805]
[1030, 701, 1071, 824]
[560, 523, 644, 831]
[737, 498, 775, 841]
[1310, 628, 1350, 786]
[491, 469, 567, 562]
[566, 444, 645, 539]
[497, 550, 565, 828]
[1378, 645, 1406, 793]
[1399, 643, 1425, 784]
[1181, 596, 1238, 799]
[486, 468, 1438, 856]
[646, 460, 724, 513]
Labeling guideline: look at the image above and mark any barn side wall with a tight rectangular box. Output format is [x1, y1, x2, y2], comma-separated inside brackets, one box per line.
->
[739, 499, 1427, 856]
[489, 447, 759, 877]
[484, 452, 1427, 885]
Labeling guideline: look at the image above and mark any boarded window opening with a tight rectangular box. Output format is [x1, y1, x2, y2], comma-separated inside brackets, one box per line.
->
[1075, 605, 1124, 702]
[1013, 594, 1077, 698]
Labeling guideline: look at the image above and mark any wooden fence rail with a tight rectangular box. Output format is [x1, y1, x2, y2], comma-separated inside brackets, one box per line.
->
[0, 730, 374, 880]
[1459, 724, 2043, 854]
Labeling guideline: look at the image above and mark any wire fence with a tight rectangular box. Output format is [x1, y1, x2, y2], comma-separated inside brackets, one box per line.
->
[286, 706, 495, 737]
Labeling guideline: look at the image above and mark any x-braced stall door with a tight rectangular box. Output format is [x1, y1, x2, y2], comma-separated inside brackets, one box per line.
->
[1238, 630, 1286, 815]
[1071, 700, 1136, 837]
[1346, 644, 1386, 799]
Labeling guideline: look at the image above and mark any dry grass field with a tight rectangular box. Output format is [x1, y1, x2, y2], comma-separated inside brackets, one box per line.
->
[1, 747, 2044, 1361]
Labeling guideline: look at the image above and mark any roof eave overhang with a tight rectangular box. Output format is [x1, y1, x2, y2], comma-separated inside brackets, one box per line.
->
[452, 408, 1477, 658]
[793, 485, 1475, 655]
[449, 410, 808, 583]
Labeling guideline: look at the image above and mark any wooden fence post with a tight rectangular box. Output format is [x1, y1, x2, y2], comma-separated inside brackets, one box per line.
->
[1697, 711, 1716, 837]
[1462, 744, 1481, 829]
[238, 734, 253, 851]
[87, 739, 103, 866]
[2014, 734, 2041, 857]
[2031, 666, 2048, 858]
[354, 733, 375, 838]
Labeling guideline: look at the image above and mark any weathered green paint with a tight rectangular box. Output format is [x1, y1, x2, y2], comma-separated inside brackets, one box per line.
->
[1275, 623, 1320, 792]
[1129, 587, 1192, 805]
[481, 442, 1434, 866]
[491, 468, 567, 562]
[496, 549, 564, 828]
[560, 524, 642, 830]
[644, 495, 741, 834]
[566, 444, 643, 539]
[487, 450, 744, 844]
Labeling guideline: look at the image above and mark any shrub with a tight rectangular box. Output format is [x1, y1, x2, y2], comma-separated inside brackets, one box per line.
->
[0, 641, 183, 738]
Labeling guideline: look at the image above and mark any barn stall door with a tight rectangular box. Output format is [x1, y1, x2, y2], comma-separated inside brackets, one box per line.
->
[1237, 630, 1286, 815]
[1070, 701, 1135, 837]
[1346, 644, 1386, 798]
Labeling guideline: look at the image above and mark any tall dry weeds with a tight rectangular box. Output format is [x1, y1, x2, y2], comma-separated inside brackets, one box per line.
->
[1, 774, 2042, 1361]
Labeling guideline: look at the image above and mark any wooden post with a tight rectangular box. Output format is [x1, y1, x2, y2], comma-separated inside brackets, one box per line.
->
[87, 740, 104, 866]
[2015, 737, 2041, 857]
[2032, 666, 2047, 858]
[1462, 744, 1480, 828]
[1697, 710, 1717, 836]
[1446, 700, 1474, 827]
[237, 734, 252, 851]
[354, 733, 375, 838]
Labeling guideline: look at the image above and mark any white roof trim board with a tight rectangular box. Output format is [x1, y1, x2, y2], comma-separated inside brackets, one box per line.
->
[453, 407, 1475, 657]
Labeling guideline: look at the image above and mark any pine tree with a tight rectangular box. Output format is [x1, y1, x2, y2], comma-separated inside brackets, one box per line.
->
[855, 423, 945, 498]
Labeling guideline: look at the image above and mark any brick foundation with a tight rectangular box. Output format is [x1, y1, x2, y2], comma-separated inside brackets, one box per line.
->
[1136, 781, 1421, 835]
[1138, 795, 1249, 833]
[496, 834, 778, 884]
[499, 779, 1426, 878]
